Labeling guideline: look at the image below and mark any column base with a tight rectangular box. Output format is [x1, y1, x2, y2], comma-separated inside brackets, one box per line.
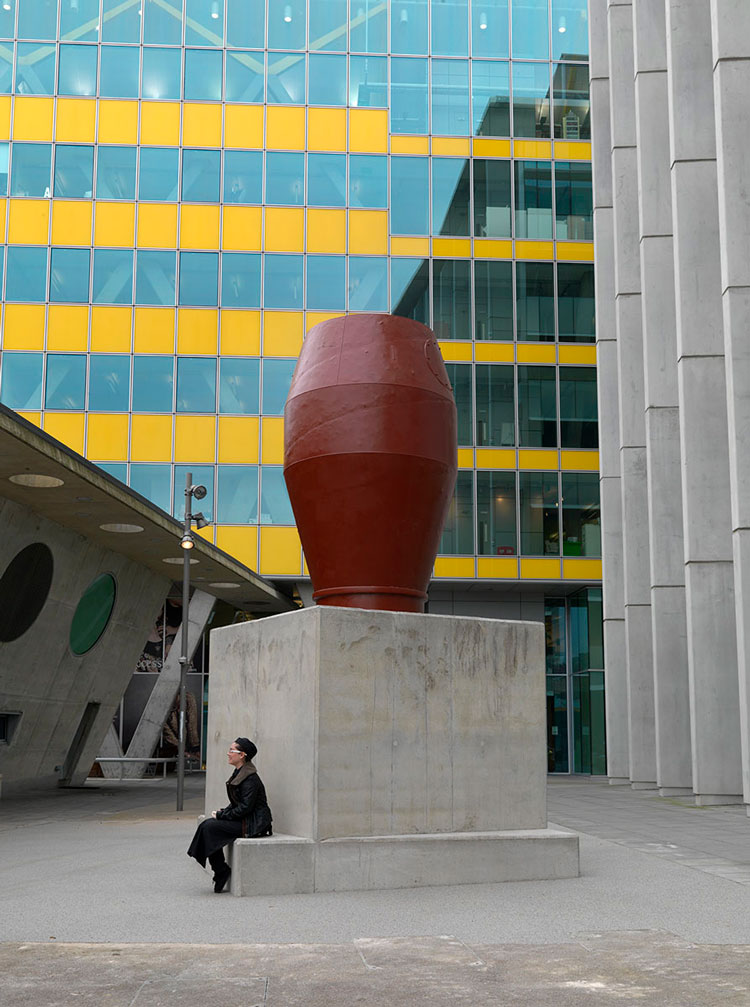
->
[694, 793, 743, 807]
[607, 777, 631, 786]
[631, 781, 658, 790]
[658, 787, 693, 797]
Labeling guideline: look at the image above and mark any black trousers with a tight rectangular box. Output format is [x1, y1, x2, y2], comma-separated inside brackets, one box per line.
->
[187, 817, 243, 869]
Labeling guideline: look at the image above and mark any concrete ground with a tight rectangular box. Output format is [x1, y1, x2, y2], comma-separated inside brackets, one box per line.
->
[2, 776, 750, 1005]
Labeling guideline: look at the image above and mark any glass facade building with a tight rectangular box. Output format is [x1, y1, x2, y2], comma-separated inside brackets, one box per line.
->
[0, 0, 601, 772]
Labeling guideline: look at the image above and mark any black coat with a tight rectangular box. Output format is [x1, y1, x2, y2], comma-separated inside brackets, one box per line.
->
[216, 762, 272, 838]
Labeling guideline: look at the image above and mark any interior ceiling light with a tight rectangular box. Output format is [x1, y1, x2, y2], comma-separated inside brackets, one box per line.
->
[9, 473, 64, 488]
[210, 0, 219, 18]
[99, 522, 144, 534]
[479, 11, 487, 30]
[400, 8, 408, 23]
[558, 15, 567, 32]
[163, 556, 199, 565]
[283, 4, 292, 22]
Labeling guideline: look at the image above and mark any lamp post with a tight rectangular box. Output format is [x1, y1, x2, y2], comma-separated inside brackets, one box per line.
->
[177, 471, 209, 812]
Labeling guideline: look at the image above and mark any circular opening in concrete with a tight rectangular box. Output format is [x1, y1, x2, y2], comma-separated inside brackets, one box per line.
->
[209, 582, 240, 589]
[9, 473, 64, 488]
[99, 523, 144, 534]
[69, 573, 117, 655]
[163, 557, 199, 565]
[0, 543, 54, 642]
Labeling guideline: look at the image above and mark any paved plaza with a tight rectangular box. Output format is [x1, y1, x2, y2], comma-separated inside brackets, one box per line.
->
[1, 776, 749, 1004]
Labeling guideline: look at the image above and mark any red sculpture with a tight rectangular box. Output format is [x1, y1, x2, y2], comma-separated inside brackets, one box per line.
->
[283, 314, 457, 613]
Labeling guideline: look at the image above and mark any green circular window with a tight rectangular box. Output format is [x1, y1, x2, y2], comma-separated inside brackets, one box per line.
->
[70, 573, 117, 655]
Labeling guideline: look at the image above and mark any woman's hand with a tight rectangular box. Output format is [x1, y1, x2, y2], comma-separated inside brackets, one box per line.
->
[211, 811, 217, 818]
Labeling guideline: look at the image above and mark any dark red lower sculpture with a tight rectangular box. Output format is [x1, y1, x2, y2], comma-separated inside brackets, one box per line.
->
[283, 314, 457, 613]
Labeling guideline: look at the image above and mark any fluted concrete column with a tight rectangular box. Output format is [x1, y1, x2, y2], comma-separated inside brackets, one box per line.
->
[632, 0, 691, 793]
[710, 1, 750, 811]
[666, 0, 742, 803]
[608, 0, 656, 787]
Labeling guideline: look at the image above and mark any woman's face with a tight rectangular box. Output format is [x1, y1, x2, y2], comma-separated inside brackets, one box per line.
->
[227, 744, 246, 769]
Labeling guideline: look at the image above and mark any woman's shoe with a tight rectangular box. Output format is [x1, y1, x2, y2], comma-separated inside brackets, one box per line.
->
[213, 864, 231, 893]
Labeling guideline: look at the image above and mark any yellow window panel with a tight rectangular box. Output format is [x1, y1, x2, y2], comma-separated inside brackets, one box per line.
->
[220, 310, 261, 355]
[137, 203, 178, 247]
[476, 448, 516, 469]
[520, 557, 561, 579]
[183, 103, 222, 147]
[456, 448, 474, 468]
[390, 236, 429, 256]
[266, 105, 305, 150]
[306, 311, 344, 332]
[222, 206, 262, 251]
[259, 526, 302, 576]
[218, 417, 259, 464]
[431, 137, 470, 157]
[472, 138, 511, 157]
[263, 311, 304, 356]
[0, 96, 10, 140]
[216, 525, 259, 569]
[390, 136, 429, 155]
[55, 98, 96, 142]
[224, 105, 264, 149]
[0, 200, 5, 236]
[307, 107, 346, 151]
[195, 525, 215, 545]
[556, 241, 594, 262]
[7, 200, 49, 244]
[130, 415, 173, 461]
[514, 239, 553, 260]
[261, 417, 285, 463]
[433, 557, 475, 578]
[518, 449, 559, 470]
[475, 343, 514, 362]
[348, 209, 387, 254]
[177, 309, 218, 354]
[91, 306, 132, 352]
[16, 411, 41, 427]
[307, 208, 346, 253]
[2, 305, 46, 350]
[516, 343, 556, 363]
[439, 341, 472, 362]
[140, 102, 181, 145]
[93, 202, 136, 247]
[563, 558, 602, 580]
[558, 344, 596, 365]
[554, 140, 591, 161]
[174, 415, 216, 463]
[180, 204, 220, 249]
[432, 238, 470, 257]
[51, 201, 92, 245]
[98, 100, 138, 144]
[12, 97, 54, 141]
[44, 413, 85, 453]
[86, 414, 129, 461]
[133, 308, 175, 353]
[477, 557, 519, 579]
[264, 207, 304, 252]
[349, 108, 387, 153]
[474, 239, 512, 259]
[513, 140, 551, 159]
[561, 450, 600, 472]
[47, 306, 89, 351]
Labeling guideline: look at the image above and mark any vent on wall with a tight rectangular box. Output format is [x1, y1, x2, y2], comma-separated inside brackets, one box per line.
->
[0, 712, 22, 745]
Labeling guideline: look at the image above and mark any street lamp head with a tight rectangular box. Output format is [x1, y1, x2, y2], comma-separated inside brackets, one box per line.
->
[191, 484, 207, 500]
[180, 533, 194, 550]
[193, 511, 211, 530]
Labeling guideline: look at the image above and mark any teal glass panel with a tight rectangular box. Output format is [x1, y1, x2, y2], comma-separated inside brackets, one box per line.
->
[135, 250, 176, 305]
[445, 362, 472, 446]
[546, 673, 569, 772]
[174, 465, 214, 521]
[132, 356, 174, 412]
[54, 145, 93, 198]
[571, 588, 603, 672]
[0, 353, 43, 410]
[179, 252, 219, 307]
[306, 255, 345, 310]
[224, 151, 262, 203]
[186, 0, 224, 46]
[432, 0, 468, 55]
[139, 147, 179, 201]
[545, 599, 566, 674]
[475, 364, 514, 446]
[349, 55, 387, 105]
[266, 50, 306, 103]
[348, 256, 388, 311]
[130, 464, 172, 513]
[477, 470, 516, 555]
[307, 153, 345, 207]
[60, 0, 99, 40]
[18, 0, 56, 40]
[0, 42, 11, 92]
[308, 53, 347, 104]
[558, 263, 595, 342]
[431, 59, 469, 135]
[268, 0, 306, 49]
[260, 466, 294, 524]
[100, 45, 140, 98]
[391, 57, 428, 134]
[391, 258, 429, 323]
[10, 143, 51, 197]
[552, 0, 589, 60]
[263, 255, 303, 309]
[226, 51, 265, 102]
[265, 151, 304, 204]
[227, 0, 265, 47]
[176, 357, 217, 413]
[472, 59, 510, 136]
[69, 574, 117, 655]
[221, 252, 261, 308]
[58, 44, 97, 96]
[15, 43, 56, 95]
[390, 156, 428, 233]
[5, 247, 47, 301]
[475, 260, 513, 340]
[391, 0, 428, 54]
[474, 159, 511, 237]
[512, 61, 551, 138]
[512, 0, 549, 59]
[432, 158, 470, 235]
[349, 0, 387, 53]
[217, 466, 259, 523]
[143, 0, 183, 44]
[519, 471, 559, 555]
[555, 161, 592, 240]
[433, 259, 471, 339]
[262, 359, 296, 415]
[185, 48, 223, 100]
[102, 0, 141, 43]
[560, 366, 598, 449]
[45, 354, 86, 410]
[309, 0, 347, 51]
[142, 47, 182, 100]
[50, 248, 90, 303]
[518, 365, 557, 447]
[89, 355, 130, 412]
[514, 160, 553, 239]
[0, 8, 14, 42]
[0, 144, 6, 196]
[98, 462, 127, 481]
[182, 148, 220, 202]
[516, 262, 555, 341]
[93, 249, 134, 305]
[219, 357, 260, 414]
[553, 62, 590, 139]
[96, 146, 136, 199]
[472, 0, 509, 58]
[439, 470, 474, 554]
[349, 154, 387, 207]
[562, 473, 600, 556]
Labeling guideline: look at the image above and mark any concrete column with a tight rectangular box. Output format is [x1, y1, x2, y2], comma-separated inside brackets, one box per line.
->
[666, 0, 742, 803]
[590, 0, 628, 783]
[710, 1, 750, 810]
[632, 0, 692, 794]
[608, 0, 656, 787]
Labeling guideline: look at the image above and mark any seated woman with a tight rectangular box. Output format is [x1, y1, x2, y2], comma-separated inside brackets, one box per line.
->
[187, 737, 272, 893]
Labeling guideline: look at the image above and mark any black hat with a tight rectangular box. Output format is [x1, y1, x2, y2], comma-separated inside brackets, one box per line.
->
[234, 737, 257, 760]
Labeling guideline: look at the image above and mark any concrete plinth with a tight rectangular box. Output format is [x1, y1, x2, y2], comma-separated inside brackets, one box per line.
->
[208, 607, 579, 894]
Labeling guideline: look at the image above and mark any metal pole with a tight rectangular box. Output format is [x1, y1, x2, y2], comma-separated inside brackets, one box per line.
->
[176, 471, 192, 811]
